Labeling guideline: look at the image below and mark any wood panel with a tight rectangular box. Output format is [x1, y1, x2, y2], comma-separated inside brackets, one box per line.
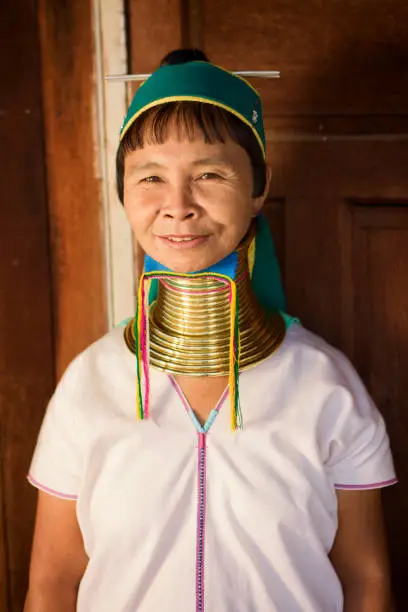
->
[352, 207, 408, 601]
[0, 457, 8, 610]
[128, 0, 184, 73]
[0, 0, 55, 609]
[204, 0, 408, 116]
[128, 0, 408, 124]
[264, 198, 285, 283]
[38, 0, 107, 379]
[266, 140, 408, 349]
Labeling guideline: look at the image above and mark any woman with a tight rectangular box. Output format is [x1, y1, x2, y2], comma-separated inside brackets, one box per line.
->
[25, 49, 396, 611]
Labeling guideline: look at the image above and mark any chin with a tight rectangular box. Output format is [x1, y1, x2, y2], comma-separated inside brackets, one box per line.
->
[144, 242, 232, 274]
[158, 253, 224, 274]
[166, 260, 212, 274]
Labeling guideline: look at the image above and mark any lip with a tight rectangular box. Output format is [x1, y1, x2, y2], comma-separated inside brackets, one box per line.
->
[157, 234, 209, 249]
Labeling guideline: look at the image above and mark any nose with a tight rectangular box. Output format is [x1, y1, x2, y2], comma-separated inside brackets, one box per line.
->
[161, 184, 198, 220]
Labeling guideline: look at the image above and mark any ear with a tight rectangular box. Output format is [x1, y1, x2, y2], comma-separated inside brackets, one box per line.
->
[251, 164, 272, 216]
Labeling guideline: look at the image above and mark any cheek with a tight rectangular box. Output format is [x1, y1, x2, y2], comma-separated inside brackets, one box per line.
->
[210, 192, 253, 230]
[123, 189, 158, 228]
[199, 185, 251, 217]
[218, 194, 253, 240]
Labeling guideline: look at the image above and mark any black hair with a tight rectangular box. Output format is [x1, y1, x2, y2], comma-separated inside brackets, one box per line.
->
[160, 48, 210, 65]
[116, 49, 267, 203]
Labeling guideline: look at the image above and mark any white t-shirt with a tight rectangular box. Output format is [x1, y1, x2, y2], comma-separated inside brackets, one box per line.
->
[28, 323, 396, 612]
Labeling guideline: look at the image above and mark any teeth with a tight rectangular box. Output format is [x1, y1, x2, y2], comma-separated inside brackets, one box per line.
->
[167, 237, 196, 242]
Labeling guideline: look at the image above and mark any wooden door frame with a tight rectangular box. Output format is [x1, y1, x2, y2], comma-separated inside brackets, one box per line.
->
[1, 1, 56, 607]
[38, 0, 136, 378]
[94, 0, 136, 326]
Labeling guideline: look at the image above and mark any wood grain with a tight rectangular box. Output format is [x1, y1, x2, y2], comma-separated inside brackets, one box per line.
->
[0, 0, 55, 609]
[204, 0, 408, 115]
[352, 207, 408, 601]
[128, 0, 183, 73]
[39, 0, 107, 379]
[0, 455, 9, 610]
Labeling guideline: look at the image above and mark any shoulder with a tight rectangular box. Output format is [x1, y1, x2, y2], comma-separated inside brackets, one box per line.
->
[278, 323, 363, 392]
[79, 324, 131, 371]
[254, 322, 378, 424]
[56, 325, 133, 403]
[245, 323, 369, 422]
[278, 325, 384, 441]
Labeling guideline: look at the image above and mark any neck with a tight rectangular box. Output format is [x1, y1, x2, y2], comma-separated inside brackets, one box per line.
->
[125, 227, 286, 376]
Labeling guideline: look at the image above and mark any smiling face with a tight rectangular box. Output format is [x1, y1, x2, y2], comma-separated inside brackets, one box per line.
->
[123, 122, 270, 273]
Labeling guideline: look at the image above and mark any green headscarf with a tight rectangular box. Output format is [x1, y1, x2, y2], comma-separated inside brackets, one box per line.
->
[121, 61, 266, 158]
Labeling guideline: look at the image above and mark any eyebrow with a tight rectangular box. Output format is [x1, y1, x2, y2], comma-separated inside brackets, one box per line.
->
[127, 157, 235, 175]
[191, 157, 235, 168]
[127, 162, 166, 174]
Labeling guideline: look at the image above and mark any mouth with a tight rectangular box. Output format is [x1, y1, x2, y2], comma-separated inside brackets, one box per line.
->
[157, 234, 209, 249]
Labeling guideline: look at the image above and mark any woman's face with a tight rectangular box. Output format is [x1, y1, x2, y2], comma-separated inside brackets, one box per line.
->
[123, 124, 269, 273]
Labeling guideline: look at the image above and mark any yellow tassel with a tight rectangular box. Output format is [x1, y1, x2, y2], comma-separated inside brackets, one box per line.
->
[135, 273, 145, 420]
[247, 235, 256, 279]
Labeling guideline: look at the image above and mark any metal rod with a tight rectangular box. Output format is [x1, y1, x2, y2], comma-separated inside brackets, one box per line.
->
[105, 70, 280, 82]
[106, 73, 151, 82]
[236, 71, 280, 78]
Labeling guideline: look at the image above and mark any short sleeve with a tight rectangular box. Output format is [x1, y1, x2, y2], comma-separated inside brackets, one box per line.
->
[320, 351, 397, 491]
[28, 355, 86, 500]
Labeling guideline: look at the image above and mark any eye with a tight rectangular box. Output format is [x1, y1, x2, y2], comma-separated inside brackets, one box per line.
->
[198, 172, 222, 181]
[141, 176, 163, 184]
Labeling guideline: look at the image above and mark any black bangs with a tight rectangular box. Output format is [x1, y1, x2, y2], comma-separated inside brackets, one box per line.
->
[120, 102, 236, 153]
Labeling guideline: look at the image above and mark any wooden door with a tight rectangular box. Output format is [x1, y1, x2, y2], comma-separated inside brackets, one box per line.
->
[0, 0, 55, 610]
[128, 0, 408, 605]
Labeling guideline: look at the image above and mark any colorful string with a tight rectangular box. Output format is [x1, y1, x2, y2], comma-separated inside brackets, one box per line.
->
[134, 278, 144, 420]
[134, 270, 242, 431]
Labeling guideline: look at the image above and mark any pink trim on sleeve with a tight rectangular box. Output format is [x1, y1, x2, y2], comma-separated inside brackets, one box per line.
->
[334, 477, 398, 491]
[27, 474, 78, 500]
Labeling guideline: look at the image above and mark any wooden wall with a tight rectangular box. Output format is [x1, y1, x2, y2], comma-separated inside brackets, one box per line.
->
[39, 0, 108, 379]
[0, 1, 55, 609]
[0, 1, 107, 609]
